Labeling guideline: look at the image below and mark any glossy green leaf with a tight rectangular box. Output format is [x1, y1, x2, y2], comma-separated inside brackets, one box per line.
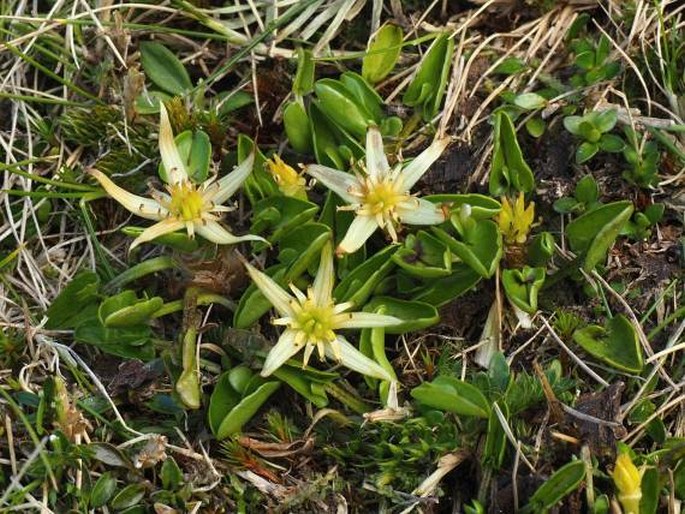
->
[110, 483, 146, 511]
[567, 200, 633, 271]
[501, 266, 545, 313]
[283, 101, 313, 153]
[362, 24, 403, 84]
[410, 264, 482, 307]
[251, 196, 319, 244]
[489, 111, 535, 195]
[392, 231, 451, 278]
[576, 141, 599, 163]
[339, 72, 384, 122]
[292, 48, 315, 96]
[527, 232, 555, 267]
[140, 41, 192, 95]
[520, 459, 585, 513]
[272, 366, 330, 408]
[572, 314, 643, 373]
[403, 33, 454, 120]
[90, 472, 117, 509]
[208, 372, 242, 434]
[334, 245, 398, 305]
[433, 220, 502, 278]
[215, 381, 281, 439]
[364, 297, 439, 333]
[411, 375, 491, 418]
[75, 313, 154, 360]
[159, 130, 211, 183]
[314, 79, 373, 139]
[229, 365, 254, 396]
[237, 134, 279, 205]
[44, 271, 100, 329]
[575, 175, 599, 205]
[599, 133, 625, 153]
[99, 291, 163, 328]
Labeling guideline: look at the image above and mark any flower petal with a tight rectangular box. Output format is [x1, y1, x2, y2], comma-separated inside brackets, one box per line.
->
[304, 164, 360, 204]
[337, 214, 379, 254]
[365, 126, 389, 179]
[399, 136, 449, 190]
[260, 329, 302, 377]
[159, 102, 188, 185]
[129, 218, 186, 251]
[89, 169, 166, 221]
[243, 261, 296, 317]
[334, 312, 402, 329]
[311, 242, 334, 305]
[397, 198, 447, 225]
[195, 220, 267, 245]
[326, 335, 393, 381]
[210, 152, 255, 205]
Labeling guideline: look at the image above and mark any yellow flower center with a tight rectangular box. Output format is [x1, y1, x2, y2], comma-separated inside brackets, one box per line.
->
[290, 297, 337, 345]
[166, 181, 206, 221]
[359, 177, 411, 218]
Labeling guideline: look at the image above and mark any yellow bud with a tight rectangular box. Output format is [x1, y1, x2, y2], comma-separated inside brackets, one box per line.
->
[497, 192, 535, 245]
[266, 155, 307, 200]
[612, 453, 642, 514]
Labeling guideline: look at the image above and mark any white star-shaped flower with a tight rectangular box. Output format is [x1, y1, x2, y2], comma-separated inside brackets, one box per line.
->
[88, 103, 264, 251]
[243, 243, 401, 380]
[305, 127, 449, 254]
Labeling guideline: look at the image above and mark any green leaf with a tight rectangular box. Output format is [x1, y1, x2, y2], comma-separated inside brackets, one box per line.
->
[640, 467, 659, 514]
[572, 314, 643, 373]
[362, 24, 403, 84]
[525, 117, 546, 138]
[563, 116, 583, 136]
[521, 459, 585, 513]
[494, 57, 527, 75]
[514, 92, 547, 110]
[160, 458, 183, 491]
[433, 220, 502, 278]
[75, 314, 154, 360]
[90, 472, 117, 509]
[216, 90, 253, 116]
[489, 111, 535, 195]
[411, 375, 491, 418]
[292, 48, 315, 96]
[576, 141, 599, 163]
[403, 33, 454, 120]
[208, 372, 242, 434]
[594, 109, 618, 132]
[44, 271, 100, 329]
[574, 175, 599, 205]
[527, 232, 555, 267]
[121, 226, 199, 252]
[363, 297, 439, 333]
[599, 133, 625, 153]
[314, 79, 373, 139]
[140, 41, 192, 95]
[334, 245, 398, 305]
[215, 381, 281, 439]
[272, 366, 330, 408]
[410, 264, 481, 307]
[99, 291, 163, 328]
[110, 484, 146, 511]
[392, 231, 451, 278]
[339, 72, 384, 122]
[482, 403, 508, 469]
[159, 130, 212, 183]
[501, 266, 545, 313]
[250, 196, 319, 245]
[283, 101, 313, 153]
[567, 200, 634, 271]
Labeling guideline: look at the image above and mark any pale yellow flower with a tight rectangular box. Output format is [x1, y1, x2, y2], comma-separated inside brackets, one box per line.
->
[497, 192, 535, 245]
[243, 242, 401, 379]
[305, 127, 449, 254]
[88, 103, 264, 251]
[266, 154, 307, 199]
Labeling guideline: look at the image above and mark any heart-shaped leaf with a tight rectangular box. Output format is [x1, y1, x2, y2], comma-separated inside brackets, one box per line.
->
[572, 314, 643, 373]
